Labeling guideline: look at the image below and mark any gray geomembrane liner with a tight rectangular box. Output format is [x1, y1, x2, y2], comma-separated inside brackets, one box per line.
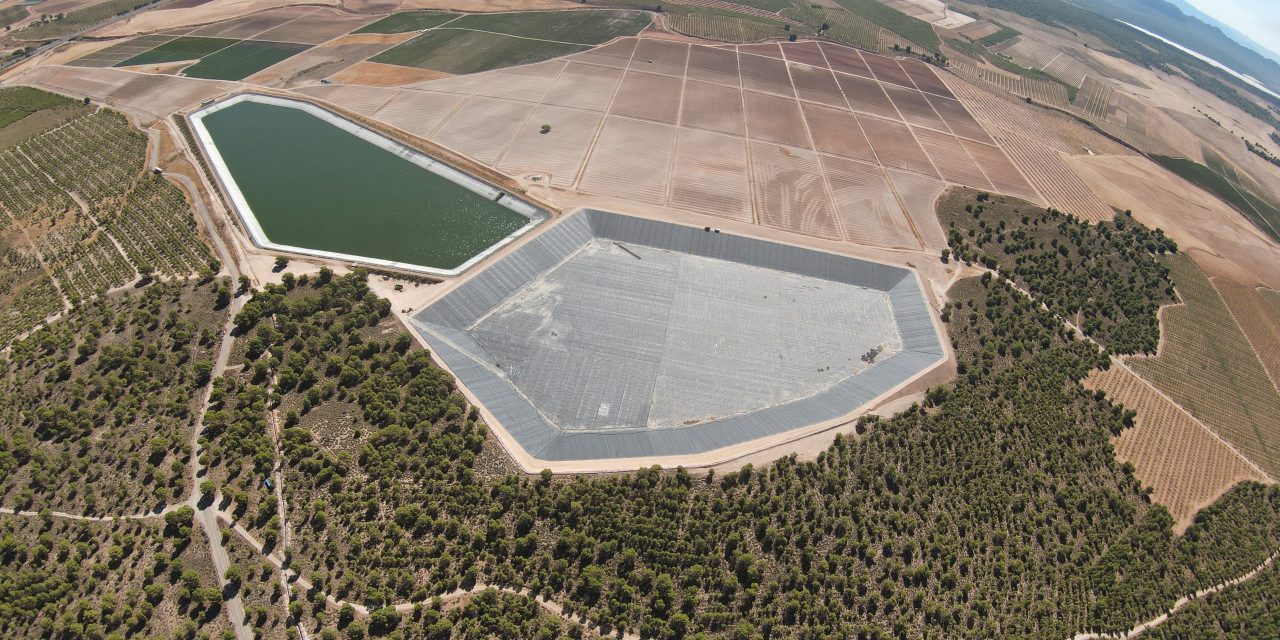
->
[411, 210, 945, 461]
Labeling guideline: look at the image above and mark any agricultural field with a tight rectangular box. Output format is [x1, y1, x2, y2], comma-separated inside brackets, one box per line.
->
[115, 36, 236, 67]
[0, 514, 229, 638]
[355, 10, 458, 34]
[1214, 279, 1280, 387]
[1128, 254, 1280, 479]
[181, 40, 311, 80]
[664, 5, 794, 44]
[371, 29, 591, 74]
[1083, 365, 1270, 532]
[450, 9, 651, 44]
[1150, 155, 1280, 244]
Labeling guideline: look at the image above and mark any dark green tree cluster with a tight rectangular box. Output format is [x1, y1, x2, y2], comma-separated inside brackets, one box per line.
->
[940, 189, 1177, 355]
[1145, 556, 1280, 638]
[0, 279, 228, 515]
[0, 511, 228, 638]
[214, 271, 1280, 640]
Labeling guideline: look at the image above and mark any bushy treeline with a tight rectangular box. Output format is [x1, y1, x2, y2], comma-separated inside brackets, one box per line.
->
[940, 189, 1177, 355]
[0, 511, 227, 638]
[0, 279, 227, 515]
[1145, 556, 1280, 639]
[212, 270, 1280, 640]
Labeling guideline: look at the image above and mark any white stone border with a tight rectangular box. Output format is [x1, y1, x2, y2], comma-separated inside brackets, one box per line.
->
[188, 93, 548, 278]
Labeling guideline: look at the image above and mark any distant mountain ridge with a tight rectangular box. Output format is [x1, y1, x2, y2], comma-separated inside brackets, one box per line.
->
[1165, 0, 1280, 67]
[1069, 0, 1280, 91]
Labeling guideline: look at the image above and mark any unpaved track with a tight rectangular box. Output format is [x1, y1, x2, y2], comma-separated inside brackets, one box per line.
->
[1069, 548, 1280, 640]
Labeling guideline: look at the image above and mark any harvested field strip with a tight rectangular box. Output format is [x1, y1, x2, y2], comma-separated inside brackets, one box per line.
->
[897, 57, 953, 98]
[835, 71, 900, 120]
[70, 34, 179, 67]
[924, 93, 990, 143]
[181, 40, 311, 81]
[543, 62, 623, 112]
[1083, 365, 1270, 533]
[115, 36, 237, 66]
[884, 167, 946, 249]
[578, 116, 676, 204]
[685, 44, 740, 86]
[251, 11, 378, 45]
[861, 51, 915, 89]
[369, 91, 462, 139]
[293, 84, 399, 116]
[958, 137, 1040, 203]
[911, 126, 990, 189]
[667, 128, 752, 222]
[857, 114, 937, 177]
[629, 39, 690, 78]
[788, 63, 847, 108]
[354, 10, 458, 34]
[988, 128, 1112, 221]
[566, 38, 636, 69]
[431, 97, 534, 165]
[800, 102, 876, 164]
[883, 84, 949, 132]
[744, 91, 809, 147]
[680, 80, 746, 136]
[750, 141, 840, 239]
[371, 29, 590, 74]
[1214, 280, 1280, 392]
[476, 61, 566, 103]
[610, 71, 684, 124]
[496, 105, 602, 189]
[1128, 254, 1280, 479]
[820, 42, 872, 79]
[739, 51, 794, 97]
[823, 154, 918, 249]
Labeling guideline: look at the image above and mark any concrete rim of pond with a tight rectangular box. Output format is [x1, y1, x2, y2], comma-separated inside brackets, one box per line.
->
[188, 92, 548, 277]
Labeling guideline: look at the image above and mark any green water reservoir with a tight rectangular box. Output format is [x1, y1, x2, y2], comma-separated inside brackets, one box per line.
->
[197, 98, 536, 272]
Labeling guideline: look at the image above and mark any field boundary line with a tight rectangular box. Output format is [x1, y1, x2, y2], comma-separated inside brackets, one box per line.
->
[782, 47, 848, 243]
[569, 38, 640, 189]
[663, 42, 692, 206]
[489, 60, 571, 170]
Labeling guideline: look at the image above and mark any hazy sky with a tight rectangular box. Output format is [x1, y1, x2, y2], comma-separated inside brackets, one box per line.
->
[1184, 0, 1280, 58]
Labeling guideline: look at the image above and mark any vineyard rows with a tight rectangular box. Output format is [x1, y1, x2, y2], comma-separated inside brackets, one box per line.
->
[1127, 255, 1280, 479]
[0, 147, 73, 219]
[0, 273, 61, 346]
[784, 3, 881, 51]
[1073, 76, 1113, 119]
[1214, 279, 1280, 392]
[1084, 365, 1269, 531]
[0, 107, 210, 317]
[663, 12, 789, 43]
[948, 59, 1071, 109]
